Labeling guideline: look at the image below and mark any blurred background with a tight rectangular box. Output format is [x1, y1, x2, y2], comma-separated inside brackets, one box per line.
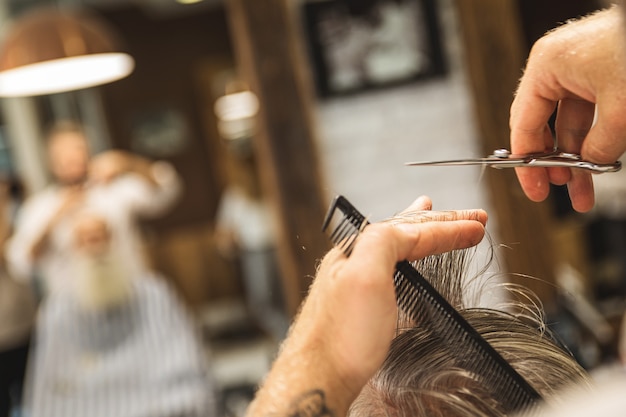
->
[0, 0, 625, 416]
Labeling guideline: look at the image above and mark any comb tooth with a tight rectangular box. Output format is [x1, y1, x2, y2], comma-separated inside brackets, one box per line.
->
[399, 276, 427, 323]
[340, 216, 367, 255]
[395, 261, 540, 413]
[349, 215, 366, 233]
[340, 230, 358, 251]
[326, 206, 367, 257]
[344, 214, 361, 232]
[332, 224, 356, 250]
[348, 215, 363, 231]
[508, 384, 521, 410]
[480, 360, 500, 391]
[498, 365, 517, 402]
[340, 233, 358, 256]
[394, 273, 413, 311]
[329, 216, 351, 244]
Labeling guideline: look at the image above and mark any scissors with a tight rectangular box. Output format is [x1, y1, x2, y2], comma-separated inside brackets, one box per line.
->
[405, 149, 622, 173]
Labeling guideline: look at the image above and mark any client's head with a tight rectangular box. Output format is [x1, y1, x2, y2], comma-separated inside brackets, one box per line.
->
[349, 211, 591, 417]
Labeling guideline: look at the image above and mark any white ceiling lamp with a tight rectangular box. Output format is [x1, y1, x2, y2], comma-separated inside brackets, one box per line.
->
[0, 7, 135, 97]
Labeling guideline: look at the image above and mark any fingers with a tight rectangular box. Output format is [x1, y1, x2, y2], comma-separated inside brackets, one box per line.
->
[319, 202, 487, 294]
[510, 82, 555, 202]
[391, 198, 487, 225]
[391, 209, 488, 225]
[392, 202, 488, 259]
[394, 219, 486, 262]
[403, 195, 432, 212]
[325, 206, 487, 302]
[351, 213, 486, 268]
[582, 99, 626, 164]
[512, 69, 603, 209]
[555, 98, 595, 152]
[551, 97, 596, 212]
[425, 209, 488, 224]
[510, 7, 626, 211]
[89, 151, 132, 184]
[567, 170, 595, 212]
[510, 49, 560, 156]
[550, 98, 594, 184]
[510, 25, 593, 203]
[568, 106, 626, 213]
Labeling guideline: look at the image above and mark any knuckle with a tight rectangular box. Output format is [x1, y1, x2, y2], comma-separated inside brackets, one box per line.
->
[363, 223, 395, 242]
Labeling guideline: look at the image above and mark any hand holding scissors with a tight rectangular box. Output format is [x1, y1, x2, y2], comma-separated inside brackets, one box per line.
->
[406, 149, 621, 173]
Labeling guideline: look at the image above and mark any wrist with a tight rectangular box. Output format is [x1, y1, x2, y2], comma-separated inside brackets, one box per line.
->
[249, 334, 361, 417]
[289, 330, 366, 400]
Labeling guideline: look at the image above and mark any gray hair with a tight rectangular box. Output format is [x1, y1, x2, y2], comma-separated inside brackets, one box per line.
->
[349, 212, 591, 417]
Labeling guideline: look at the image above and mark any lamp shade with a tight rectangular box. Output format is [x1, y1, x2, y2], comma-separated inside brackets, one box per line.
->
[0, 7, 135, 97]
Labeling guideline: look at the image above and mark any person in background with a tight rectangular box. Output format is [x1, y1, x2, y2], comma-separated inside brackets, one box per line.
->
[5, 120, 182, 297]
[0, 175, 36, 417]
[23, 211, 217, 417]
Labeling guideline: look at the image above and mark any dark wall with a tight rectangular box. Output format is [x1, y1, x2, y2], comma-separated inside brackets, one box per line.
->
[517, 0, 605, 50]
[95, 4, 235, 231]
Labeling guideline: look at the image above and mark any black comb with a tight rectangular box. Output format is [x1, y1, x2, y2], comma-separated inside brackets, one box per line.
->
[321, 195, 541, 415]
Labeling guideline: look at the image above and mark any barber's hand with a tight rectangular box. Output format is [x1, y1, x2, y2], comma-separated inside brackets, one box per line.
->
[247, 196, 487, 417]
[90, 150, 160, 187]
[300, 197, 487, 386]
[510, 6, 626, 212]
[89, 150, 133, 184]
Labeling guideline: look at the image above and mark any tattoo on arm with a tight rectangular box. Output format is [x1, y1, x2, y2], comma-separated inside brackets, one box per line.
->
[287, 389, 335, 417]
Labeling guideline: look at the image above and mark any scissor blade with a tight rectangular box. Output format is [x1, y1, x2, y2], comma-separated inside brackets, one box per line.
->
[405, 158, 521, 167]
[406, 157, 622, 172]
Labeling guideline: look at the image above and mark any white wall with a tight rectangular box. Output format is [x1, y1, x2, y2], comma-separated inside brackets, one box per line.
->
[315, 75, 490, 221]
[313, 0, 493, 223]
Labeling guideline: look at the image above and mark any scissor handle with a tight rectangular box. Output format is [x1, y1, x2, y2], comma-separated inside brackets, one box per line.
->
[523, 158, 622, 172]
[490, 149, 622, 173]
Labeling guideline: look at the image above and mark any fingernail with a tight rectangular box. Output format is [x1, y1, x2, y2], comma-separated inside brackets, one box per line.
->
[412, 195, 432, 209]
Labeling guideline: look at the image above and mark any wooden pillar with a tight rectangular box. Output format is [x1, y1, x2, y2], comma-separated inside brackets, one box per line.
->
[455, 0, 558, 306]
[225, 0, 331, 316]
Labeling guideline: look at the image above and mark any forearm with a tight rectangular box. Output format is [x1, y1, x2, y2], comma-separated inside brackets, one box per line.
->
[129, 161, 182, 217]
[247, 336, 360, 417]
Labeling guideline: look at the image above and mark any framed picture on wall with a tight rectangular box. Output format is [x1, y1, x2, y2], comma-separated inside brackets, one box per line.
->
[302, 0, 447, 97]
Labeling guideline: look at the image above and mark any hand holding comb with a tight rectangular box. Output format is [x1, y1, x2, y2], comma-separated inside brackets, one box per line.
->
[321, 195, 541, 415]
